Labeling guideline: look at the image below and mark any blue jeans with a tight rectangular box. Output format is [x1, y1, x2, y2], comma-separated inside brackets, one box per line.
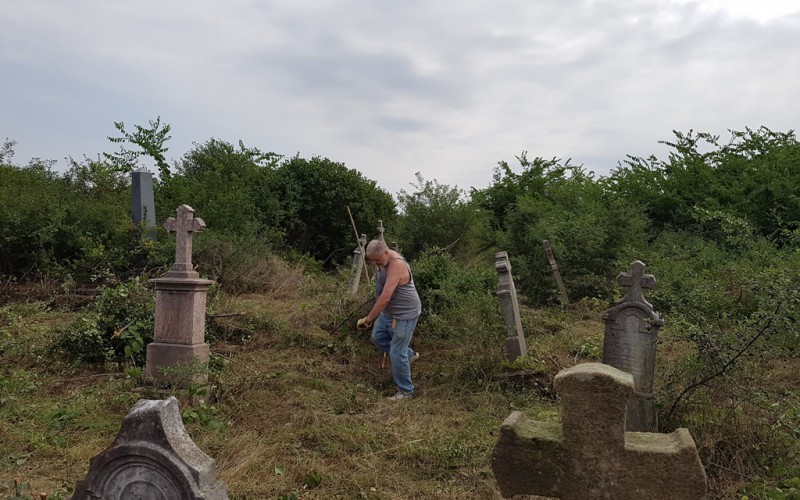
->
[370, 313, 419, 394]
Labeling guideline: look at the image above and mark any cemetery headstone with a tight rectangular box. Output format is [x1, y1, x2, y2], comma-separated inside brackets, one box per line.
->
[131, 168, 156, 240]
[492, 363, 707, 499]
[542, 239, 569, 305]
[377, 219, 385, 242]
[348, 233, 368, 295]
[146, 205, 215, 384]
[494, 251, 527, 362]
[71, 396, 227, 500]
[602, 260, 664, 431]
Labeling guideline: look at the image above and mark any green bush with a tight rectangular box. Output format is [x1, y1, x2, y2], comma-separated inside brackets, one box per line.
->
[52, 278, 155, 366]
[395, 173, 489, 260]
[412, 249, 504, 342]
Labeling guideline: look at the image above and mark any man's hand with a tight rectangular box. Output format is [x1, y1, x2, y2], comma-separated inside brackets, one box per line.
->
[357, 317, 373, 330]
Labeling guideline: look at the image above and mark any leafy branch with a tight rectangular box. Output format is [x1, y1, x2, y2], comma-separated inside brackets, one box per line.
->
[103, 116, 172, 179]
[664, 303, 782, 422]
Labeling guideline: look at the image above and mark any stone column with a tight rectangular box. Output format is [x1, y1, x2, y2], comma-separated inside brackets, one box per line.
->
[495, 251, 527, 362]
[348, 233, 367, 295]
[131, 168, 156, 240]
[145, 205, 214, 384]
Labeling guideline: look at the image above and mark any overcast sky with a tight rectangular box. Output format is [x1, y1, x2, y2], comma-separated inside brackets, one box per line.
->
[2, 0, 798, 195]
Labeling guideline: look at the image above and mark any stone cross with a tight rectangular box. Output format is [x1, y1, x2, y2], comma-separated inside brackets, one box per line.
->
[602, 260, 664, 431]
[617, 260, 656, 308]
[492, 363, 707, 499]
[71, 397, 228, 499]
[494, 251, 527, 361]
[147, 205, 214, 385]
[377, 219, 385, 242]
[164, 204, 206, 278]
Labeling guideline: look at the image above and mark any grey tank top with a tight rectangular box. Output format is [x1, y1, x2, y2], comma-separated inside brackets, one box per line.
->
[375, 257, 422, 320]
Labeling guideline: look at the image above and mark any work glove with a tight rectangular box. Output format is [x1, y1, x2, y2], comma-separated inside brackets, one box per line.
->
[357, 317, 373, 330]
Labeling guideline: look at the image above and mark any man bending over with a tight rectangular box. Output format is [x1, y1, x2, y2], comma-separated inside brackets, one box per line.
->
[357, 240, 422, 400]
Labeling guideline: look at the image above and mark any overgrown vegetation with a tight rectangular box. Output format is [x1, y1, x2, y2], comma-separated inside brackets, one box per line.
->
[2, 123, 800, 498]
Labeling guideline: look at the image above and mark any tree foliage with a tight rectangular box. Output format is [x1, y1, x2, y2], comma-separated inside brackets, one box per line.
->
[270, 155, 396, 265]
[395, 172, 487, 259]
[472, 153, 647, 302]
[104, 116, 172, 178]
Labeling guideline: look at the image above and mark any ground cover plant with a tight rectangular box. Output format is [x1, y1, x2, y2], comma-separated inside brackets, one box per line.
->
[0, 255, 565, 499]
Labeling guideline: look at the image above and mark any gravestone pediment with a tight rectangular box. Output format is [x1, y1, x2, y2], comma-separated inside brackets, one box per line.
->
[71, 397, 227, 500]
[603, 299, 664, 325]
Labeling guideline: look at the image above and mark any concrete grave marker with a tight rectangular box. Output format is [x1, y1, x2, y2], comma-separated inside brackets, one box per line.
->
[71, 396, 227, 499]
[494, 251, 527, 362]
[602, 260, 664, 431]
[348, 233, 368, 295]
[492, 363, 707, 499]
[376, 219, 386, 242]
[146, 205, 215, 384]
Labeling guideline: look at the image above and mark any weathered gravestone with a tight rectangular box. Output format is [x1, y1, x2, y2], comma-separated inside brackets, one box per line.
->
[376, 219, 386, 242]
[494, 251, 527, 362]
[602, 260, 664, 431]
[492, 363, 707, 499]
[348, 233, 368, 295]
[131, 168, 156, 240]
[146, 205, 215, 384]
[71, 396, 227, 499]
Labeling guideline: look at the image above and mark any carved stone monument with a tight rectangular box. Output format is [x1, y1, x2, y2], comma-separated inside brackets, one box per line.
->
[494, 251, 527, 362]
[492, 363, 707, 499]
[376, 219, 386, 242]
[131, 168, 156, 240]
[348, 233, 368, 295]
[71, 397, 227, 499]
[146, 205, 215, 384]
[602, 260, 664, 431]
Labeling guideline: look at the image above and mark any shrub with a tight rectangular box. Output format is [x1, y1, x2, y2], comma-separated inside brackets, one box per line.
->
[52, 278, 155, 366]
[412, 249, 505, 342]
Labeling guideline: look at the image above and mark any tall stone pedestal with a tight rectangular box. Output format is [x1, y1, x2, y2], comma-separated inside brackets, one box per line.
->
[146, 277, 214, 383]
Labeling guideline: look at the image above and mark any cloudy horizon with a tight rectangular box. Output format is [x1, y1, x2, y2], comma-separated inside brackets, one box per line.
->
[2, 0, 798, 196]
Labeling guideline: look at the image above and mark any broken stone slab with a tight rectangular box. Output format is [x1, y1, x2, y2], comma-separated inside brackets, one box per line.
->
[71, 396, 227, 500]
[492, 363, 707, 499]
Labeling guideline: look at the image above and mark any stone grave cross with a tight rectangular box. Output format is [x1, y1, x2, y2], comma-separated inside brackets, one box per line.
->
[602, 260, 664, 431]
[377, 219, 385, 242]
[164, 204, 206, 278]
[146, 205, 214, 385]
[617, 260, 656, 308]
[492, 363, 707, 499]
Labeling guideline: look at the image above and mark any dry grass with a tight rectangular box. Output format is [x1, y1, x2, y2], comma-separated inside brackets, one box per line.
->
[0, 281, 560, 499]
[4, 279, 795, 499]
